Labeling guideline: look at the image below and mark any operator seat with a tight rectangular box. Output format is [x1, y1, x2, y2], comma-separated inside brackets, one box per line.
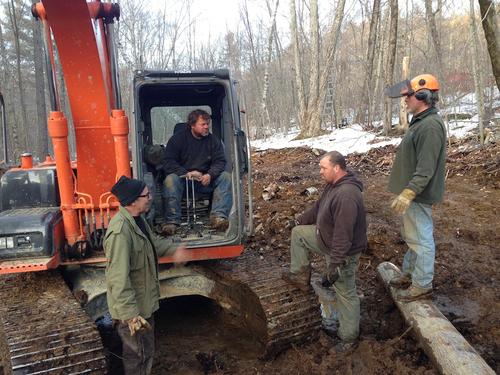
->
[174, 122, 188, 134]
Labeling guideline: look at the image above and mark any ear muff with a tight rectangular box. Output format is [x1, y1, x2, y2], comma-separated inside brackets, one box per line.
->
[415, 89, 429, 101]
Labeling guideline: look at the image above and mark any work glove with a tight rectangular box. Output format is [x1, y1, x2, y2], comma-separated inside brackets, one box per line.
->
[390, 188, 416, 215]
[125, 315, 151, 336]
[321, 263, 341, 288]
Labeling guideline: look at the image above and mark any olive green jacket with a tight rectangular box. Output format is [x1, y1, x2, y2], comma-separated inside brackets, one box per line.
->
[104, 206, 178, 320]
[388, 107, 446, 205]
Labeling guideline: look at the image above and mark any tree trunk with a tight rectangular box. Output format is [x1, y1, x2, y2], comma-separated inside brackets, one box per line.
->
[8, 0, 28, 152]
[397, 56, 409, 132]
[261, 0, 280, 130]
[469, 0, 486, 144]
[290, 0, 307, 130]
[293, 0, 346, 139]
[32, 4, 48, 159]
[478, 0, 500, 91]
[383, 0, 398, 136]
[372, 7, 387, 128]
[358, 0, 381, 127]
[425, 0, 444, 79]
[377, 262, 495, 375]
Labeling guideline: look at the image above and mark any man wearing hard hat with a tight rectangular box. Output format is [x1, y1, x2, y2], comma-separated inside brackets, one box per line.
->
[384, 74, 446, 302]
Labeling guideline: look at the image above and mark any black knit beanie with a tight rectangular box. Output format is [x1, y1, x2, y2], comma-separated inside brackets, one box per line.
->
[111, 175, 146, 206]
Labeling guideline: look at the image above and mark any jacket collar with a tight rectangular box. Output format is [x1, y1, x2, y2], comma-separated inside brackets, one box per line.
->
[118, 205, 149, 239]
[410, 107, 438, 126]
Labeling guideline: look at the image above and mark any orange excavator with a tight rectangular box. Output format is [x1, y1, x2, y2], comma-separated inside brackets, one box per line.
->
[0, 1, 320, 373]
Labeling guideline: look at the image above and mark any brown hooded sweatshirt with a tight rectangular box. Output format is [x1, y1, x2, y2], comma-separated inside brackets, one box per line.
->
[298, 170, 367, 265]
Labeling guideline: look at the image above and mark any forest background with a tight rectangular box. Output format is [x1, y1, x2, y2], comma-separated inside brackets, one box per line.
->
[0, 0, 498, 162]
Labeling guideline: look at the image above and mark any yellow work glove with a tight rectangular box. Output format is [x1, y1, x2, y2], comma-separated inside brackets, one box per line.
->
[391, 188, 416, 215]
[126, 315, 151, 336]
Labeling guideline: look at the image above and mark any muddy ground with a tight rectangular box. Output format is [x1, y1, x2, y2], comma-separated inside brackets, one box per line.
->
[152, 137, 499, 374]
[0, 138, 497, 374]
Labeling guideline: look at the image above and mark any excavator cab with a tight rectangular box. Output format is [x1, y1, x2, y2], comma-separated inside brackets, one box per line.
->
[132, 69, 251, 245]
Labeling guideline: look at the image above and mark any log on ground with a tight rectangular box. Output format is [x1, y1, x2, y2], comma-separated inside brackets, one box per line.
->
[377, 261, 495, 375]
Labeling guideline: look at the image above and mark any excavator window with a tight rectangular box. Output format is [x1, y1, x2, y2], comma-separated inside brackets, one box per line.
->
[150, 105, 212, 145]
[0, 169, 59, 211]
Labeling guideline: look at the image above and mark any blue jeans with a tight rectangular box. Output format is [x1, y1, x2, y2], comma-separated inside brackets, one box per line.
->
[163, 171, 232, 224]
[401, 202, 435, 289]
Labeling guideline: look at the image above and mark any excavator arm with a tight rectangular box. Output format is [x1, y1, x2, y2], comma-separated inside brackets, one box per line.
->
[32, 0, 130, 257]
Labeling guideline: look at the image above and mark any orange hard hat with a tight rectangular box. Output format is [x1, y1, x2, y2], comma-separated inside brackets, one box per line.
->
[384, 74, 440, 98]
[409, 74, 439, 93]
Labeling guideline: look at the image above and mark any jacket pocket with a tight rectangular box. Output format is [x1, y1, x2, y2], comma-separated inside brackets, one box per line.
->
[130, 238, 146, 270]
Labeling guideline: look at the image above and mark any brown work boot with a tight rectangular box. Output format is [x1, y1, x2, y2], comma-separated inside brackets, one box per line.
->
[161, 223, 178, 235]
[397, 285, 433, 302]
[281, 266, 311, 292]
[210, 216, 229, 231]
[389, 272, 412, 289]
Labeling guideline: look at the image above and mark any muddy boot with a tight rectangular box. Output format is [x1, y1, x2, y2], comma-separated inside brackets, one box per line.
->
[210, 216, 229, 231]
[389, 272, 412, 289]
[333, 340, 357, 353]
[397, 285, 433, 302]
[281, 266, 311, 292]
[161, 223, 178, 236]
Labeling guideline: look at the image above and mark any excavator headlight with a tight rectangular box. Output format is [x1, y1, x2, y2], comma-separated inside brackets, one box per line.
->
[1, 237, 15, 249]
[6, 237, 14, 248]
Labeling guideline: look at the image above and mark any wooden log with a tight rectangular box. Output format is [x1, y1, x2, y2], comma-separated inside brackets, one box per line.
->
[377, 261, 495, 375]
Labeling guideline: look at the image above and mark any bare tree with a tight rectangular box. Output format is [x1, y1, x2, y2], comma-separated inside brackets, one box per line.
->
[7, 0, 28, 151]
[260, 0, 280, 131]
[425, 0, 443, 79]
[357, 0, 381, 126]
[291, 0, 346, 138]
[469, 0, 485, 144]
[398, 56, 410, 132]
[383, 0, 398, 135]
[478, 0, 500, 91]
[32, 0, 48, 159]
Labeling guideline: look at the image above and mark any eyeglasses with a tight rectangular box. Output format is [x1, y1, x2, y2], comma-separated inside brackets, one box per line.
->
[138, 192, 151, 198]
[403, 91, 415, 97]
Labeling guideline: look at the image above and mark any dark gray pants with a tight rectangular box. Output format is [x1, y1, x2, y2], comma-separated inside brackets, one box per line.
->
[116, 317, 155, 375]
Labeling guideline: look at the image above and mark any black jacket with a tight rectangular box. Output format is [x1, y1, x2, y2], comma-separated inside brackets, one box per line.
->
[163, 128, 226, 179]
[298, 170, 367, 265]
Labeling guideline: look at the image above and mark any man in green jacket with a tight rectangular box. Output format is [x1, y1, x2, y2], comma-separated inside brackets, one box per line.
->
[105, 175, 185, 375]
[385, 74, 446, 302]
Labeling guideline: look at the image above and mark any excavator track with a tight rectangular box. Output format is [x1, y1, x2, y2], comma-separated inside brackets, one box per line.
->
[211, 252, 322, 358]
[0, 271, 107, 374]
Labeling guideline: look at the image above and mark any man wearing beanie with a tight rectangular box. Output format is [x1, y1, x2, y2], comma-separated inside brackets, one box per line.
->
[104, 175, 185, 374]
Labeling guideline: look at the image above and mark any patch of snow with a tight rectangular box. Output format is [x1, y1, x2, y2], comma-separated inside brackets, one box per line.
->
[252, 90, 497, 153]
[252, 125, 401, 154]
[253, 116, 479, 154]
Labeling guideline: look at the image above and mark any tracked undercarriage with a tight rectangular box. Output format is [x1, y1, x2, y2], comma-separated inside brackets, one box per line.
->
[0, 272, 107, 374]
[212, 252, 322, 357]
[151, 252, 322, 359]
[0, 252, 321, 373]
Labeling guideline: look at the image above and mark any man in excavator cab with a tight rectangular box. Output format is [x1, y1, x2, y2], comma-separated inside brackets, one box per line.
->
[160, 109, 232, 235]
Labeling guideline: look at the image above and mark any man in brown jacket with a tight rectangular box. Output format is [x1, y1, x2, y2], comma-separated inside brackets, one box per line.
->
[282, 151, 367, 351]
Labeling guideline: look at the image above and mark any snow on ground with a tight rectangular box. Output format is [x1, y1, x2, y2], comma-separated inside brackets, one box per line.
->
[252, 120, 480, 155]
[252, 124, 400, 155]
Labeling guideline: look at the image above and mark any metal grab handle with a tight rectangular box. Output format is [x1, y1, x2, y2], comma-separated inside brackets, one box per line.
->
[179, 175, 198, 228]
